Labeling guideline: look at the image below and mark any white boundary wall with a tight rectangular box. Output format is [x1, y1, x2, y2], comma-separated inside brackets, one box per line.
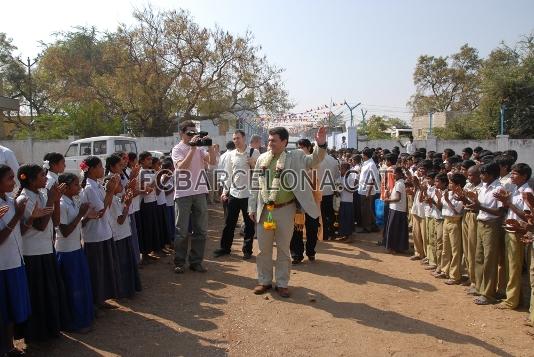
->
[2, 134, 534, 168]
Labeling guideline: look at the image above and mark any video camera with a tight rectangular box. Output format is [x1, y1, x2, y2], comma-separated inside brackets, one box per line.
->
[186, 131, 213, 147]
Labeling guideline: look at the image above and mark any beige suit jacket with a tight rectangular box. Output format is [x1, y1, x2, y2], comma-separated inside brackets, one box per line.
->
[248, 146, 326, 223]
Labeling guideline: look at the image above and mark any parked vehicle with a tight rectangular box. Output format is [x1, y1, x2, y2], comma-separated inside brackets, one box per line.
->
[64, 136, 138, 174]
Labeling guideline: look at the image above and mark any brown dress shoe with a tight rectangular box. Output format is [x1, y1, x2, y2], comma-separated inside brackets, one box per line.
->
[253, 284, 272, 295]
[275, 286, 290, 298]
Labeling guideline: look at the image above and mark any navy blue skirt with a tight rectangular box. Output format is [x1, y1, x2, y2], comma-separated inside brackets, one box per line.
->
[139, 201, 159, 254]
[113, 237, 142, 298]
[339, 201, 354, 236]
[165, 206, 175, 243]
[156, 204, 170, 247]
[384, 209, 409, 252]
[0, 264, 31, 325]
[22, 253, 71, 342]
[129, 213, 141, 264]
[56, 248, 94, 331]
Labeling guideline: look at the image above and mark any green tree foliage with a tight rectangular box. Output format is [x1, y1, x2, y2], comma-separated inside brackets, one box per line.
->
[409, 44, 482, 116]
[358, 115, 409, 140]
[1, 6, 292, 138]
[477, 36, 534, 138]
[410, 36, 534, 139]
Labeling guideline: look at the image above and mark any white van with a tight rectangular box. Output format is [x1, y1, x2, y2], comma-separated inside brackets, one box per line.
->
[64, 136, 138, 174]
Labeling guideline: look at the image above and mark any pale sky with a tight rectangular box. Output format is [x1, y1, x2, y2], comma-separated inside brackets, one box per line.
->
[2, 0, 533, 124]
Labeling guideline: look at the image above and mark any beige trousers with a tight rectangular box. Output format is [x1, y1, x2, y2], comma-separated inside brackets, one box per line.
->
[502, 232, 524, 308]
[441, 217, 463, 281]
[475, 220, 503, 301]
[256, 203, 297, 288]
[426, 217, 437, 266]
[462, 211, 478, 285]
[412, 215, 426, 258]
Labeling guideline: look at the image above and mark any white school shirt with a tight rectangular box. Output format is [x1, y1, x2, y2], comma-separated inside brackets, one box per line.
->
[406, 141, 416, 155]
[55, 195, 83, 253]
[441, 190, 464, 217]
[411, 188, 426, 218]
[16, 188, 54, 256]
[389, 179, 407, 212]
[0, 195, 24, 270]
[108, 196, 131, 241]
[423, 186, 434, 218]
[139, 169, 157, 203]
[477, 179, 504, 221]
[429, 189, 443, 220]
[80, 178, 113, 243]
[125, 168, 141, 215]
[500, 173, 516, 193]
[506, 182, 533, 221]
[157, 189, 167, 205]
[224, 146, 260, 199]
[338, 173, 357, 203]
[358, 158, 380, 196]
[45, 171, 59, 191]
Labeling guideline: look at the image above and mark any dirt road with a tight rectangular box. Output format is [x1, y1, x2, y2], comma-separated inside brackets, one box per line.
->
[21, 205, 534, 356]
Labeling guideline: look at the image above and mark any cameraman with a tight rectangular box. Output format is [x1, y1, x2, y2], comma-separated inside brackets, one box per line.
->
[171, 120, 216, 274]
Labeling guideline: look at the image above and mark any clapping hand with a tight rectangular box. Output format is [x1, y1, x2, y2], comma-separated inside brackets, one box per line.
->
[130, 164, 141, 180]
[0, 205, 8, 220]
[15, 198, 28, 217]
[493, 189, 510, 206]
[452, 186, 465, 201]
[79, 202, 90, 217]
[105, 175, 120, 193]
[31, 203, 54, 218]
[522, 192, 534, 211]
[49, 183, 66, 202]
[435, 189, 443, 201]
[127, 177, 138, 191]
[85, 208, 104, 219]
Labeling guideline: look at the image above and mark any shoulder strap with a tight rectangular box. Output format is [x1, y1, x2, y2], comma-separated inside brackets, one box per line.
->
[249, 148, 254, 158]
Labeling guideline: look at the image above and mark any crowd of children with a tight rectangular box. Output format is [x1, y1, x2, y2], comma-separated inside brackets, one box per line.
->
[2, 142, 534, 355]
[0, 150, 176, 356]
[328, 145, 534, 327]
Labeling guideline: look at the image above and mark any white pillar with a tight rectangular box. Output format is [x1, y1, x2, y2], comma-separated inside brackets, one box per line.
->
[496, 135, 510, 152]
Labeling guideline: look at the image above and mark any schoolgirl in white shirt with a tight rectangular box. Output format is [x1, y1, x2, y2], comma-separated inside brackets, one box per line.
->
[15, 164, 70, 342]
[0, 165, 31, 356]
[383, 167, 409, 253]
[138, 152, 159, 262]
[43, 152, 66, 227]
[153, 157, 170, 250]
[56, 173, 94, 332]
[107, 177, 141, 298]
[126, 153, 142, 264]
[79, 156, 121, 309]
[162, 158, 176, 246]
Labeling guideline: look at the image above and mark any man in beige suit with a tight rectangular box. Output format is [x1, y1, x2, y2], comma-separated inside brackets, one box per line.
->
[249, 126, 327, 298]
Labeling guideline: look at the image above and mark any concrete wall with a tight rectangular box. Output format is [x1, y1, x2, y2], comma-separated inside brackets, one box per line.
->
[411, 111, 467, 139]
[3, 134, 534, 168]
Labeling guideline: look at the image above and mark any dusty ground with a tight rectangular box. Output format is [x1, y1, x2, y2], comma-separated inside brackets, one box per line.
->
[19, 204, 534, 356]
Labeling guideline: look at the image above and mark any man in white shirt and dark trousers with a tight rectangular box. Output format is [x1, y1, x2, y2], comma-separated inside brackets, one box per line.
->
[399, 136, 416, 155]
[218, 141, 236, 221]
[214, 130, 260, 259]
[358, 148, 380, 233]
[317, 152, 340, 240]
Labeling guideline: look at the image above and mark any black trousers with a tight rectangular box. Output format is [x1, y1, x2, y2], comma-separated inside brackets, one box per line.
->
[220, 195, 254, 254]
[321, 194, 335, 240]
[290, 213, 320, 260]
[381, 203, 390, 244]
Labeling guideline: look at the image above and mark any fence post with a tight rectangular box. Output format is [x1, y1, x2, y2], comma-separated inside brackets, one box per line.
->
[496, 135, 510, 152]
[425, 135, 437, 152]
